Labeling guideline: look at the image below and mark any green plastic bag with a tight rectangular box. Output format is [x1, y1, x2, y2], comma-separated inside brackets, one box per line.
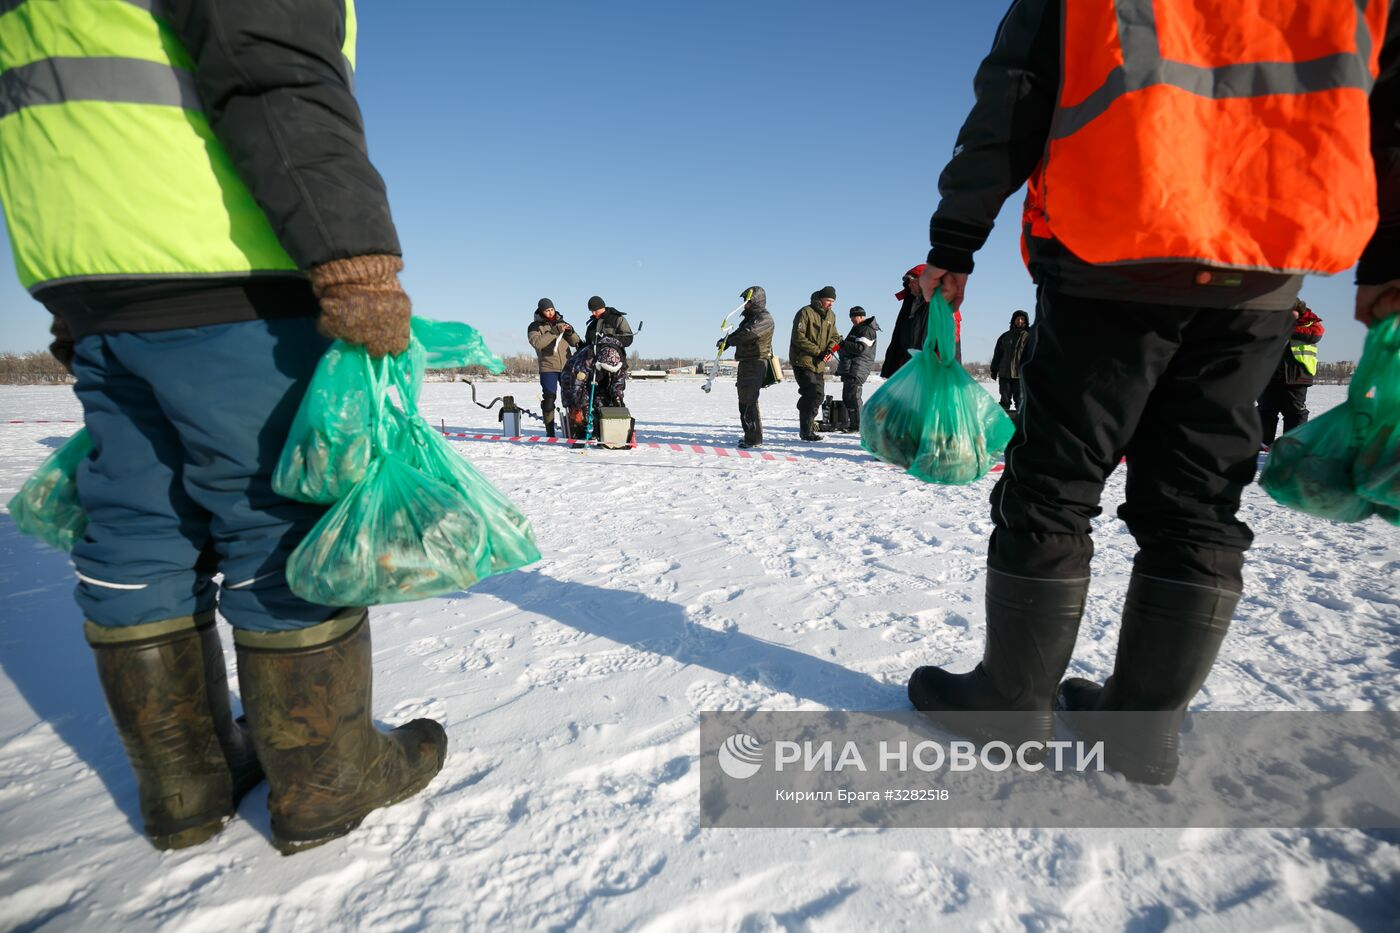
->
[1354, 317, 1400, 510]
[861, 293, 1014, 484]
[276, 317, 506, 505]
[285, 319, 540, 605]
[287, 454, 491, 606]
[8, 428, 92, 551]
[1261, 316, 1399, 525]
[273, 342, 380, 504]
[397, 415, 541, 574]
[411, 317, 506, 372]
[383, 351, 540, 573]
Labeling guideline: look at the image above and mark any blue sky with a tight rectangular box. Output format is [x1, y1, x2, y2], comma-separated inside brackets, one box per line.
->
[0, 1, 1369, 362]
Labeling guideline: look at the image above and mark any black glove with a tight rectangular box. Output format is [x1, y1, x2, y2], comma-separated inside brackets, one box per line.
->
[716, 337, 728, 350]
[989, 371, 998, 380]
[49, 315, 74, 374]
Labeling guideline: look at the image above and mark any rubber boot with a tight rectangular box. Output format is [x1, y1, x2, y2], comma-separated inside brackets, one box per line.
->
[542, 394, 557, 438]
[908, 569, 1088, 747]
[800, 414, 824, 442]
[235, 609, 447, 855]
[1057, 574, 1238, 785]
[87, 611, 264, 850]
[739, 403, 763, 448]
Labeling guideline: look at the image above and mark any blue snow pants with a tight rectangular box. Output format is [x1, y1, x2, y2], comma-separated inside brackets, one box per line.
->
[70, 317, 341, 632]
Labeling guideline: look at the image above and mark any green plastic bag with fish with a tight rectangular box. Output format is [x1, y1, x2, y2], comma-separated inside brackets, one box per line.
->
[274, 317, 506, 504]
[861, 292, 1014, 484]
[1353, 316, 1400, 511]
[1261, 316, 1399, 525]
[8, 428, 92, 551]
[285, 317, 540, 605]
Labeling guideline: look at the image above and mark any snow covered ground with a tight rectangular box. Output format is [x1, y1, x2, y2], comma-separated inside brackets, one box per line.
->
[1, 378, 1397, 931]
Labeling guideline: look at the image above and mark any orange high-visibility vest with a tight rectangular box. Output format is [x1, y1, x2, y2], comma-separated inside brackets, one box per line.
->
[1023, 0, 1387, 275]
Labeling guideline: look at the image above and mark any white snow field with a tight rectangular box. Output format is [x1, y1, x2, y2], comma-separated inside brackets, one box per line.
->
[1, 378, 1397, 931]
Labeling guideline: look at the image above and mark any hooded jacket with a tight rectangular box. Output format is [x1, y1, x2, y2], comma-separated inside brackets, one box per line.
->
[723, 286, 775, 362]
[789, 292, 840, 374]
[991, 311, 1031, 379]
[837, 317, 880, 382]
[527, 309, 581, 373]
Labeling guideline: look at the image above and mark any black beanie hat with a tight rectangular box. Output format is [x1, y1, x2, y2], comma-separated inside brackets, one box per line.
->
[537, 298, 555, 312]
[587, 296, 606, 312]
[815, 286, 837, 301]
[849, 306, 865, 318]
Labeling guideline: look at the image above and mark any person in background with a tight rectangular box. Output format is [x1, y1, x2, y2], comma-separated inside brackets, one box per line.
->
[990, 310, 1031, 413]
[882, 263, 962, 376]
[904, 0, 1398, 785]
[836, 306, 879, 432]
[789, 286, 841, 441]
[1257, 300, 1324, 449]
[0, 0, 447, 854]
[720, 286, 775, 449]
[583, 296, 634, 353]
[526, 298, 580, 438]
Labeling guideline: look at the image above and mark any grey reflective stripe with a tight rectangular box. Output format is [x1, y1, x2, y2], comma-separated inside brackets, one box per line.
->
[1356, 0, 1374, 70]
[1051, 0, 1375, 140]
[1114, 0, 1161, 64]
[0, 56, 201, 122]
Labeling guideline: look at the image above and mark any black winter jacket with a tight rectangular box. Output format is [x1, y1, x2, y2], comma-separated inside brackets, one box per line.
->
[990, 312, 1031, 379]
[881, 295, 928, 378]
[584, 308, 634, 349]
[928, 0, 1400, 308]
[837, 318, 880, 383]
[725, 291, 775, 363]
[43, 0, 400, 337]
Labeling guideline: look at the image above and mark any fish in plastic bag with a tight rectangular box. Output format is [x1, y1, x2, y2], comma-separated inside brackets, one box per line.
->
[861, 292, 1013, 484]
[273, 343, 381, 504]
[8, 428, 93, 551]
[1353, 317, 1400, 511]
[1262, 316, 1399, 525]
[287, 455, 491, 606]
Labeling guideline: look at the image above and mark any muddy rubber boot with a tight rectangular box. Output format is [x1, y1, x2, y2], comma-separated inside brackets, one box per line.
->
[87, 611, 264, 850]
[908, 569, 1088, 748]
[1057, 574, 1238, 785]
[235, 610, 447, 855]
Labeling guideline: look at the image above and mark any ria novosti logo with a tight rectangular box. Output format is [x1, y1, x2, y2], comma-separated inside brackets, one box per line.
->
[717, 733, 765, 780]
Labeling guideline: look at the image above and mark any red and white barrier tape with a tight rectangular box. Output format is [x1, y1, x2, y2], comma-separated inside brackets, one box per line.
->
[4, 419, 80, 424]
[440, 431, 803, 462]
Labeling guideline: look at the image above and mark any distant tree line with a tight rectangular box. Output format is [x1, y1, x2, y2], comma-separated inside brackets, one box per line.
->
[0, 351, 72, 384]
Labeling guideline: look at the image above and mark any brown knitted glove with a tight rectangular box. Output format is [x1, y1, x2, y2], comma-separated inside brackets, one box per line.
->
[308, 254, 412, 358]
[49, 315, 74, 374]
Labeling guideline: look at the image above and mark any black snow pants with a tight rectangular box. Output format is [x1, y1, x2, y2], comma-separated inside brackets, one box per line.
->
[793, 368, 825, 430]
[1256, 380, 1310, 446]
[736, 359, 766, 445]
[997, 375, 1022, 413]
[988, 289, 1293, 592]
[841, 376, 865, 431]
